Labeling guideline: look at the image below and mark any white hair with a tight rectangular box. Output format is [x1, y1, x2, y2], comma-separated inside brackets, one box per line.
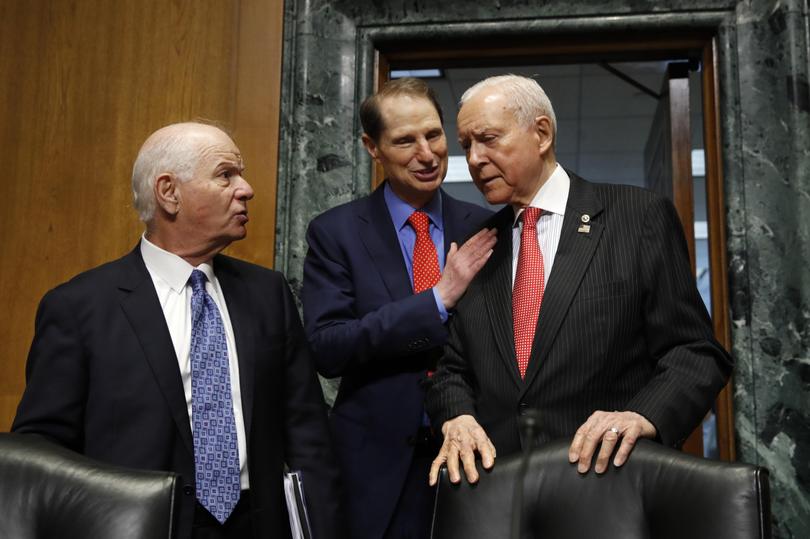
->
[131, 122, 221, 222]
[460, 74, 557, 143]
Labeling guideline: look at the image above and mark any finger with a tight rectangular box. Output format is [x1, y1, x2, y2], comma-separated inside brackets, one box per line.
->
[459, 444, 479, 483]
[471, 429, 496, 469]
[445, 443, 462, 484]
[429, 448, 447, 486]
[576, 422, 608, 473]
[569, 421, 592, 462]
[594, 426, 620, 474]
[613, 425, 640, 467]
[479, 439, 496, 470]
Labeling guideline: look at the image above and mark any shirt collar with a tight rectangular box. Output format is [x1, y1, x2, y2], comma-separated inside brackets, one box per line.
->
[140, 234, 215, 293]
[512, 163, 570, 225]
[383, 182, 444, 232]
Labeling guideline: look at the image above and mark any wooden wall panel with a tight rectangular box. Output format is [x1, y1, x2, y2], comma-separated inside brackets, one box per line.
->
[0, 0, 283, 431]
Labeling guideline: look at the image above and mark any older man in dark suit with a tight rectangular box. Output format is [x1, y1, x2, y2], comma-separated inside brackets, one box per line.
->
[426, 75, 733, 486]
[13, 122, 344, 539]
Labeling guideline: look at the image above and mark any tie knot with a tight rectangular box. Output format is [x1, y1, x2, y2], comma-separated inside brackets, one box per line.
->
[189, 269, 207, 294]
[521, 207, 542, 228]
[407, 211, 431, 234]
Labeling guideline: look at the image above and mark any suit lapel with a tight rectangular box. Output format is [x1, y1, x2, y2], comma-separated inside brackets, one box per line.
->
[482, 207, 523, 389]
[117, 247, 194, 457]
[441, 189, 471, 250]
[522, 174, 604, 390]
[215, 258, 256, 444]
[358, 184, 414, 300]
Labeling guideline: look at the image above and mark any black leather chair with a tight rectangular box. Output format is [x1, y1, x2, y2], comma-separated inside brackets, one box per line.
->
[0, 433, 180, 539]
[431, 439, 771, 539]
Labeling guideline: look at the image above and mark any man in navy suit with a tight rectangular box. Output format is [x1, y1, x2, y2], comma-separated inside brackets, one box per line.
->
[426, 75, 732, 487]
[13, 122, 345, 539]
[302, 78, 496, 539]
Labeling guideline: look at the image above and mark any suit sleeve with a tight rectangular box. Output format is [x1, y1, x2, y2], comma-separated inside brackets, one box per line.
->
[424, 295, 479, 429]
[625, 195, 733, 447]
[302, 216, 448, 377]
[279, 278, 348, 538]
[12, 286, 88, 451]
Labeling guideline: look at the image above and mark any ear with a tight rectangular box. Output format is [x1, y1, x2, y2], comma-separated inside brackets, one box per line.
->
[534, 115, 555, 156]
[361, 133, 381, 163]
[154, 173, 180, 215]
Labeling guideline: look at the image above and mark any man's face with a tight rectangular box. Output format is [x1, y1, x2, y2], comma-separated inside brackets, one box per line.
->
[457, 88, 552, 206]
[363, 95, 448, 207]
[174, 128, 254, 252]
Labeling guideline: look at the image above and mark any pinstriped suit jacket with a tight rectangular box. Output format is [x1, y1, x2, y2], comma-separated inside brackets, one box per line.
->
[425, 173, 733, 456]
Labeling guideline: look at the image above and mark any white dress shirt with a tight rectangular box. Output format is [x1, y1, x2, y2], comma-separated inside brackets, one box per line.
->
[140, 236, 250, 489]
[512, 163, 570, 287]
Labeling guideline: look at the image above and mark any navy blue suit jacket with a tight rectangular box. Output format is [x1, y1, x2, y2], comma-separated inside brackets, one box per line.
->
[302, 184, 491, 539]
[13, 247, 345, 539]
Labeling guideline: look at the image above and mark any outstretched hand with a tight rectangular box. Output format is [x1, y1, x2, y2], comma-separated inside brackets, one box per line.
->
[435, 228, 497, 310]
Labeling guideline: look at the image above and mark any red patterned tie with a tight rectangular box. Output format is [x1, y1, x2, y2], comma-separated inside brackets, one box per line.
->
[407, 211, 441, 293]
[513, 207, 544, 379]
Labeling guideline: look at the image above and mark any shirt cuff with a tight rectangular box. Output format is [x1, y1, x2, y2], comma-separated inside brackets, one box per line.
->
[432, 287, 449, 323]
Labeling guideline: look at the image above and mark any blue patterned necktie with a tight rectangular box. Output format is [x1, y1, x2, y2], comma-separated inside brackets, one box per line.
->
[189, 269, 241, 523]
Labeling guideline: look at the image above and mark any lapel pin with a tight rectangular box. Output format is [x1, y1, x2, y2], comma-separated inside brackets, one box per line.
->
[578, 214, 591, 233]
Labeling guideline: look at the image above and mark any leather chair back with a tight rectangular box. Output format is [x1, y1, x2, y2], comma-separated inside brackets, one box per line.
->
[0, 433, 180, 539]
[431, 439, 771, 539]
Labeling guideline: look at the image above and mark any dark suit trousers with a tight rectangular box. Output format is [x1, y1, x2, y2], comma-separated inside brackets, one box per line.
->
[383, 437, 439, 539]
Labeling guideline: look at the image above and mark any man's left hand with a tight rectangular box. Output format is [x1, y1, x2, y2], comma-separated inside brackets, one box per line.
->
[567, 410, 657, 474]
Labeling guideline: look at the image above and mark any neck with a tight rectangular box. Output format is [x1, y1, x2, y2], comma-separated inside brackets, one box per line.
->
[511, 160, 557, 209]
[388, 181, 435, 209]
[145, 228, 222, 267]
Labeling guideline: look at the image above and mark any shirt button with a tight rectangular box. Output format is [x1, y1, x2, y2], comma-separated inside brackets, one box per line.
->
[183, 485, 193, 495]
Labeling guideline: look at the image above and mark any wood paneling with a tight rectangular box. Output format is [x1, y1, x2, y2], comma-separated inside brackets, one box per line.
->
[0, 0, 284, 431]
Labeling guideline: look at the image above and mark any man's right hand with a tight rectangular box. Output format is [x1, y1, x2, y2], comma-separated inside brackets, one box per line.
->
[428, 414, 496, 486]
[435, 228, 497, 310]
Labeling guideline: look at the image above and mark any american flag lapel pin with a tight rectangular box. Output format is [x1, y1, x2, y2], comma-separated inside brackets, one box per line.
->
[577, 213, 591, 234]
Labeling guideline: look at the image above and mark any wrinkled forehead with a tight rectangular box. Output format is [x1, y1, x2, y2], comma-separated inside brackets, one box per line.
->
[192, 128, 243, 166]
[458, 91, 517, 132]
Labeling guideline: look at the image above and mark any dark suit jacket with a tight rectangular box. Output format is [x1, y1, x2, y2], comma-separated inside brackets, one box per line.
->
[426, 174, 733, 456]
[302, 184, 491, 539]
[13, 247, 344, 539]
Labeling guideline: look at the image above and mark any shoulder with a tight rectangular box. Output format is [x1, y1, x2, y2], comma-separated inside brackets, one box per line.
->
[214, 254, 287, 286]
[35, 249, 140, 313]
[572, 174, 667, 217]
[309, 194, 372, 230]
[441, 190, 495, 235]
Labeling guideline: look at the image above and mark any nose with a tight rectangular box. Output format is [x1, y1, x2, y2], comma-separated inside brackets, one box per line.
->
[467, 141, 486, 168]
[236, 176, 254, 201]
[415, 138, 434, 163]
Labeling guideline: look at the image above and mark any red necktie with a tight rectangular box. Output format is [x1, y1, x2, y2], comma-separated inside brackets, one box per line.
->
[407, 211, 441, 293]
[513, 207, 544, 378]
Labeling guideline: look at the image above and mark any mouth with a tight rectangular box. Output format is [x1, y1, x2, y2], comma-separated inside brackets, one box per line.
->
[411, 165, 441, 182]
[234, 210, 249, 224]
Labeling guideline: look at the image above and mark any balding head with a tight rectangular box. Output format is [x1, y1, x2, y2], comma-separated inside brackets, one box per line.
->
[131, 122, 229, 223]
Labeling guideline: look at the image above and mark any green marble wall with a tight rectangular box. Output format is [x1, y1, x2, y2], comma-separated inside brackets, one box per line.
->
[277, 1, 810, 536]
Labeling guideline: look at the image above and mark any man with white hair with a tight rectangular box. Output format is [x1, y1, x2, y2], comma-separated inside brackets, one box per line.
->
[425, 75, 733, 486]
[13, 122, 345, 539]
